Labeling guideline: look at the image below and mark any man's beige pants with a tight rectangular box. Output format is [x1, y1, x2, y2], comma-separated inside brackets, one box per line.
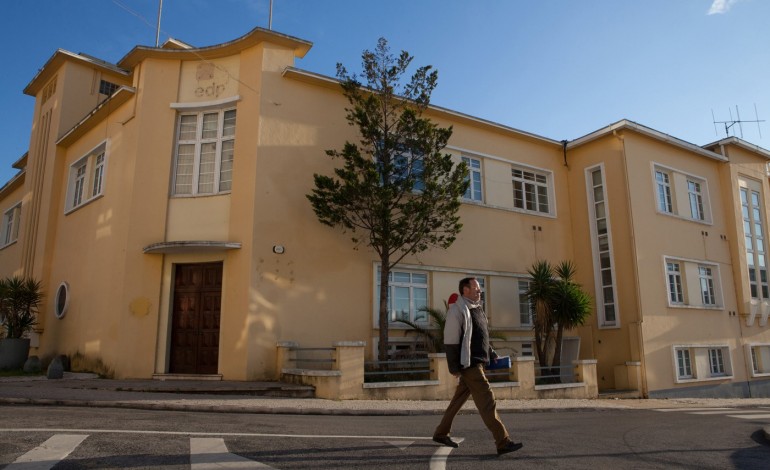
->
[434, 363, 511, 449]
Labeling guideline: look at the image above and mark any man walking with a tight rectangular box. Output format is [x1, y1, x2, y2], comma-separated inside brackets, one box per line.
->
[433, 277, 523, 456]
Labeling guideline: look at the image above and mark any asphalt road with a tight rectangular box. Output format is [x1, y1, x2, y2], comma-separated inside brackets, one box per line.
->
[0, 405, 769, 469]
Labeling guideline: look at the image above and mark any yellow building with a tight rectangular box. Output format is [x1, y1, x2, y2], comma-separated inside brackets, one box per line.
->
[1, 27, 769, 398]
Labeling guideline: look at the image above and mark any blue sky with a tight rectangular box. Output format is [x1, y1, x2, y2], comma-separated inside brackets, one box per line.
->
[2, 0, 769, 184]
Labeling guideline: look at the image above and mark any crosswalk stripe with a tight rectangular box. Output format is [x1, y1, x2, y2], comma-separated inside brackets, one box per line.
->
[652, 408, 732, 412]
[6, 434, 87, 470]
[429, 437, 463, 470]
[190, 437, 276, 469]
[728, 414, 770, 420]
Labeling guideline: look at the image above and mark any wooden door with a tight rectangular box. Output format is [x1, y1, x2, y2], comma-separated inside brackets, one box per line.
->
[169, 262, 222, 374]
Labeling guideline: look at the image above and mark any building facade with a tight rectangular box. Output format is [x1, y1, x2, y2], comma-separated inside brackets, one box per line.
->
[1, 27, 769, 398]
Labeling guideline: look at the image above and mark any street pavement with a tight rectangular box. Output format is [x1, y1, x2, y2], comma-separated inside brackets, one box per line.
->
[2, 372, 770, 443]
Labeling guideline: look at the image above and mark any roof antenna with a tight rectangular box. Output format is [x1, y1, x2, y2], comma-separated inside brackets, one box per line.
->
[155, 0, 163, 46]
[712, 104, 764, 139]
[269, 0, 273, 30]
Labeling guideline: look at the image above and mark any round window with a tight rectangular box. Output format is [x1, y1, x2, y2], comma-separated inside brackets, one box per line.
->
[55, 282, 69, 319]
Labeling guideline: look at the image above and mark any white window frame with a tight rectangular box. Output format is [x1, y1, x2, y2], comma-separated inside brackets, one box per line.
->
[740, 178, 769, 300]
[0, 202, 21, 248]
[655, 169, 673, 214]
[65, 141, 108, 213]
[374, 267, 429, 327]
[667, 261, 685, 304]
[462, 156, 483, 202]
[663, 256, 723, 309]
[651, 163, 711, 223]
[746, 343, 770, 377]
[512, 165, 553, 215]
[675, 348, 693, 379]
[518, 279, 533, 327]
[708, 348, 725, 376]
[687, 179, 705, 221]
[172, 108, 236, 196]
[586, 164, 619, 328]
[672, 345, 733, 383]
[698, 266, 716, 306]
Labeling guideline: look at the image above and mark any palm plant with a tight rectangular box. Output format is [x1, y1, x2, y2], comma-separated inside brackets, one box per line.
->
[550, 261, 592, 374]
[396, 302, 449, 353]
[0, 276, 43, 339]
[525, 260, 557, 375]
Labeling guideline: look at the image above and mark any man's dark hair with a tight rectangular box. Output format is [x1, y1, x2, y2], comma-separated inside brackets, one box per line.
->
[458, 277, 477, 294]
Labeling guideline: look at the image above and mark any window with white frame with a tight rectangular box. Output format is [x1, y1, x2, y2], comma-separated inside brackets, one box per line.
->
[667, 261, 684, 304]
[708, 348, 725, 375]
[173, 108, 236, 196]
[462, 156, 483, 202]
[740, 180, 769, 300]
[587, 166, 618, 327]
[518, 279, 533, 327]
[664, 257, 722, 309]
[687, 179, 705, 221]
[676, 348, 693, 379]
[376, 269, 429, 325]
[98, 79, 119, 97]
[749, 344, 770, 376]
[673, 345, 732, 382]
[66, 142, 107, 212]
[1, 203, 21, 248]
[698, 266, 716, 306]
[655, 170, 673, 214]
[512, 166, 551, 215]
[652, 165, 710, 222]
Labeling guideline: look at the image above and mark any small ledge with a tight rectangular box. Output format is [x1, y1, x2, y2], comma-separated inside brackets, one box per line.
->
[282, 368, 341, 377]
[490, 381, 520, 388]
[143, 241, 242, 254]
[535, 382, 585, 391]
[363, 380, 439, 389]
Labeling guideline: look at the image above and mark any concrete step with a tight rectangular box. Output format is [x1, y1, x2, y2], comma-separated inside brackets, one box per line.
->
[599, 389, 642, 399]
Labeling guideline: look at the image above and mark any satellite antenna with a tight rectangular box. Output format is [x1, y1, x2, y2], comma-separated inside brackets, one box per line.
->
[712, 104, 764, 139]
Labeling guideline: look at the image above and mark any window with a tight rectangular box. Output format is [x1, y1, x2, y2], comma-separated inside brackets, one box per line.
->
[664, 257, 722, 309]
[708, 348, 725, 375]
[1, 203, 21, 248]
[740, 182, 769, 300]
[674, 345, 732, 382]
[376, 269, 429, 324]
[688, 180, 705, 221]
[655, 170, 673, 213]
[518, 279, 533, 326]
[653, 165, 710, 222]
[698, 266, 716, 306]
[66, 143, 107, 212]
[667, 262, 684, 304]
[512, 167, 551, 214]
[676, 348, 693, 379]
[462, 156, 483, 201]
[98, 80, 119, 96]
[749, 344, 770, 376]
[587, 166, 618, 327]
[173, 109, 236, 196]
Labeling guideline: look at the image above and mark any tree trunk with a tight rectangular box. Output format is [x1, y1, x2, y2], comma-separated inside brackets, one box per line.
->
[378, 261, 391, 364]
[552, 325, 564, 383]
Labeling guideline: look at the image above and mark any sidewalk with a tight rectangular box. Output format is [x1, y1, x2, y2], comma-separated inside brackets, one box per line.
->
[2, 373, 770, 417]
[2, 373, 770, 443]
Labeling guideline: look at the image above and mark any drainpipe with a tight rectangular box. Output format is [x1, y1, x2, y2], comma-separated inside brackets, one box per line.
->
[562, 140, 569, 168]
[615, 130, 649, 397]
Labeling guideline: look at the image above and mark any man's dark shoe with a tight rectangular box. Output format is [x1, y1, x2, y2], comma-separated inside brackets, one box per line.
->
[432, 436, 459, 448]
[497, 441, 523, 456]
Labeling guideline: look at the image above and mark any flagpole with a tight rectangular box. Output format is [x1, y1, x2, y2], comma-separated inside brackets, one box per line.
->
[155, 0, 163, 46]
[269, 0, 273, 30]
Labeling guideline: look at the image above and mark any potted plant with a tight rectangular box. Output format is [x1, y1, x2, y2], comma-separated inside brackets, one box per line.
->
[0, 276, 43, 370]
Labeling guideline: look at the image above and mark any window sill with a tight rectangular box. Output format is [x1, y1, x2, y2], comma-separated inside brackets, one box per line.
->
[674, 374, 733, 384]
[750, 372, 770, 378]
[667, 304, 723, 311]
[461, 199, 557, 219]
[64, 193, 104, 215]
[655, 210, 712, 226]
[171, 191, 232, 199]
[0, 239, 18, 251]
